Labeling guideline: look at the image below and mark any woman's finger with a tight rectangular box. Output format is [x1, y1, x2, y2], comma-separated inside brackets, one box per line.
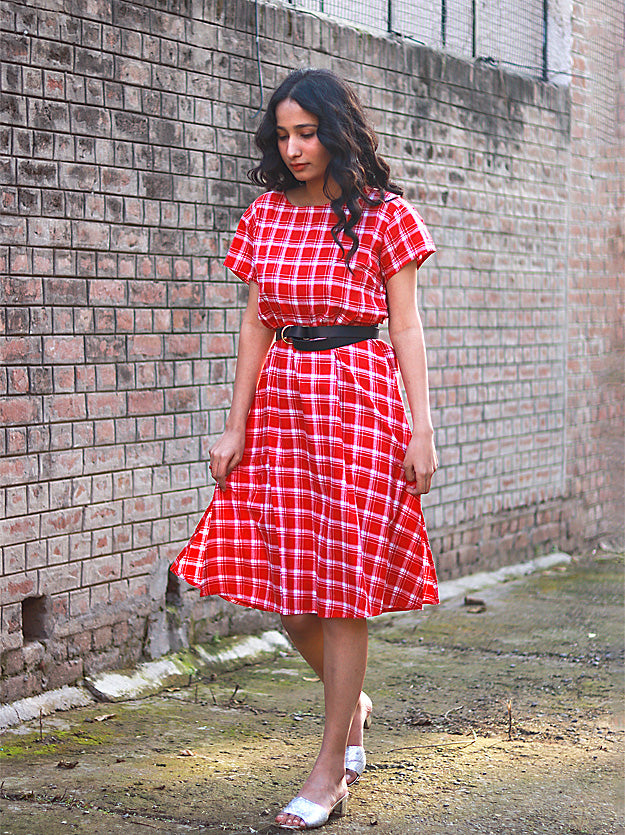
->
[404, 470, 434, 495]
[402, 462, 415, 482]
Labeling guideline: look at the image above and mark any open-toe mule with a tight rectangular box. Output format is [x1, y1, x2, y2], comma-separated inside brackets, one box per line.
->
[278, 794, 349, 830]
[345, 745, 366, 785]
[345, 703, 371, 785]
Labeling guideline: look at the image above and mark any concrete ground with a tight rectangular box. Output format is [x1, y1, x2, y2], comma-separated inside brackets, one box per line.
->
[1, 549, 623, 835]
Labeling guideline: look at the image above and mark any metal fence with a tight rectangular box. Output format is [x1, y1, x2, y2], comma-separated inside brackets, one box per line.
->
[285, 0, 559, 82]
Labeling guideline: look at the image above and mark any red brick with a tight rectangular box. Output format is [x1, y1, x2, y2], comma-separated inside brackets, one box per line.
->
[92, 624, 114, 650]
[3, 544, 26, 573]
[45, 658, 83, 690]
[28, 217, 71, 247]
[8, 367, 29, 394]
[38, 563, 82, 594]
[3, 647, 26, 676]
[128, 280, 167, 306]
[83, 500, 123, 529]
[0, 336, 42, 363]
[127, 335, 162, 360]
[40, 507, 84, 538]
[0, 277, 43, 305]
[127, 389, 164, 415]
[82, 554, 122, 585]
[165, 387, 199, 412]
[86, 392, 127, 418]
[125, 441, 163, 468]
[40, 450, 83, 479]
[110, 225, 149, 252]
[169, 281, 203, 307]
[85, 335, 127, 362]
[0, 396, 42, 425]
[202, 335, 233, 356]
[44, 393, 87, 422]
[73, 219, 110, 249]
[123, 495, 161, 523]
[43, 335, 85, 364]
[164, 334, 201, 359]
[0, 514, 40, 546]
[1, 572, 37, 604]
[122, 547, 158, 577]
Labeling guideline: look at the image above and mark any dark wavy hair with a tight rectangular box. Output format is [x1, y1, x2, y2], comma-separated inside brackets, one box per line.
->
[249, 69, 403, 268]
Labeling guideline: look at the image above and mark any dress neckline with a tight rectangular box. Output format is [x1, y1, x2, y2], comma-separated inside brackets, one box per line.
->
[276, 188, 389, 210]
[280, 191, 333, 209]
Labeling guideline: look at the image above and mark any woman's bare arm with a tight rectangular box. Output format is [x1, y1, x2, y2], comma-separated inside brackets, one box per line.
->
[209, 281, 274, 491]
[386, 260, 438, 495]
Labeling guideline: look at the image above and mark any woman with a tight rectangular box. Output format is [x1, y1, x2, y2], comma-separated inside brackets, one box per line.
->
[171, 68, 439, 830]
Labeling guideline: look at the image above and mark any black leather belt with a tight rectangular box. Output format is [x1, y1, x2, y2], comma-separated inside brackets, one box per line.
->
[276, 324, 380, 352]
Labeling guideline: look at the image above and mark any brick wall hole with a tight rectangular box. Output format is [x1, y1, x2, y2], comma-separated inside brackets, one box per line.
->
[166, 569, 184, 608]
[21, 596, 50, 643]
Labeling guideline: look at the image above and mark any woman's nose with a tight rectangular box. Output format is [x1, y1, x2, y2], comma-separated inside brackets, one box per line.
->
[286, 136, 301, 158]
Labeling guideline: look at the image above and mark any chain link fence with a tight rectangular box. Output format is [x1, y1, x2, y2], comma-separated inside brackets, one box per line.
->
[284, 0, 566, 82]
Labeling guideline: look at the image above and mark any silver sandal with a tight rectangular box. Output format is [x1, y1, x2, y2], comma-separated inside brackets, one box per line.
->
[345, 745, 366, 785]
[278, 794, 349, 830]
[345, 706, 372, 785]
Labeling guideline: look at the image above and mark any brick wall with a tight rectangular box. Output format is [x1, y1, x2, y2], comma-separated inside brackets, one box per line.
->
[564, 0, 624, 543]
[1, 0, 622, 702]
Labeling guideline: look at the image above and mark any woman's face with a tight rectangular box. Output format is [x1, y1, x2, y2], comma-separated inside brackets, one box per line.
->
[275, 98, 331, 185]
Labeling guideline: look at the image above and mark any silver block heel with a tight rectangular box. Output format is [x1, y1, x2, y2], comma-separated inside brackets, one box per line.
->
[278, 794, 349, 830]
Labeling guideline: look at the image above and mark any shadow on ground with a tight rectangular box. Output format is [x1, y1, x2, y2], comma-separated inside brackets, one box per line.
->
[1, 551, 623, 834]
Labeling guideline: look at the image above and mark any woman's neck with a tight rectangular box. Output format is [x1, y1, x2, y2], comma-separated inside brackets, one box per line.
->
[287, 177, 341, 207]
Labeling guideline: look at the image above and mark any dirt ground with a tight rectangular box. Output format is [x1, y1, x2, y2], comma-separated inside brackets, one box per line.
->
[1, 551, 623, 835]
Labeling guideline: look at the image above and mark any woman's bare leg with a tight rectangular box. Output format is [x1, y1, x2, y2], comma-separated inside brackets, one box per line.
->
[275, 617, 368, 828]
[281, 614, 324, 678]
[280, 613, 372, 747]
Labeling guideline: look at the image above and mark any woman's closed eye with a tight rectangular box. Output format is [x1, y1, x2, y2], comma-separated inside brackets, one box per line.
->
[277, 132, 317, 141]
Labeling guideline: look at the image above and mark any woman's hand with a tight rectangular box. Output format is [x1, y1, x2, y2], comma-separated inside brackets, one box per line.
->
[209, 427, 246, 493]
[402, 430, 438, 495]
[208, 282, 274, 494]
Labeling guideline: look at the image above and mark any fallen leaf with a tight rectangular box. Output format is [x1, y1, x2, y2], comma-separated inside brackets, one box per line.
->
[178, 749, 196, 757]
[56, 760, 79, 769]
[95, 714, 117, 722]
[154, 784, 166, 790]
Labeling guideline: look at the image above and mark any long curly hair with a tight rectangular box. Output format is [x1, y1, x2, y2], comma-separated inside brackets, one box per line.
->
[249, 69, 403, 268]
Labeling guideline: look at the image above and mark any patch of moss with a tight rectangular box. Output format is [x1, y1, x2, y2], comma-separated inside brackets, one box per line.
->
[0, 726, 111, 760]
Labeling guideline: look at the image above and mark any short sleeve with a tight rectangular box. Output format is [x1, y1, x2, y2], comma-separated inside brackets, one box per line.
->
[224, 204, 257, 284]
[380, 197, 436, 283]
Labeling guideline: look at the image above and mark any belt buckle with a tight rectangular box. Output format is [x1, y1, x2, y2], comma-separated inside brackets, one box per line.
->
[280, 325, 295, 345]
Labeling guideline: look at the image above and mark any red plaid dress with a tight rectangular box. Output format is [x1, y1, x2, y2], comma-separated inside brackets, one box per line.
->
[171, 190, 439, 617]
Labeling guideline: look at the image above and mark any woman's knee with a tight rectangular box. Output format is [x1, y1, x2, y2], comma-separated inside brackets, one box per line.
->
[281, 613, 318, 639]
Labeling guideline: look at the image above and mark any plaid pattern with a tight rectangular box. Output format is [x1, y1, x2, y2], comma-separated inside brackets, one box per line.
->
[171, 191, 439, 617]
[221, 190, 435, 324]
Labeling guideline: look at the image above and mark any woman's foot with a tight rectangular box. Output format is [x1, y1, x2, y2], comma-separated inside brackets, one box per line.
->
[345, 692, 372, 785]
[275, 768, 348, 829]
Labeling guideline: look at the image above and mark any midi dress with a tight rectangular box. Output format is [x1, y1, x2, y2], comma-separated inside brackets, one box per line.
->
[170, 189, 439, 618]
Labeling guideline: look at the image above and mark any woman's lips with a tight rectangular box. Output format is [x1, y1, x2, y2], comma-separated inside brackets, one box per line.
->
[290, 163, 308, 171]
